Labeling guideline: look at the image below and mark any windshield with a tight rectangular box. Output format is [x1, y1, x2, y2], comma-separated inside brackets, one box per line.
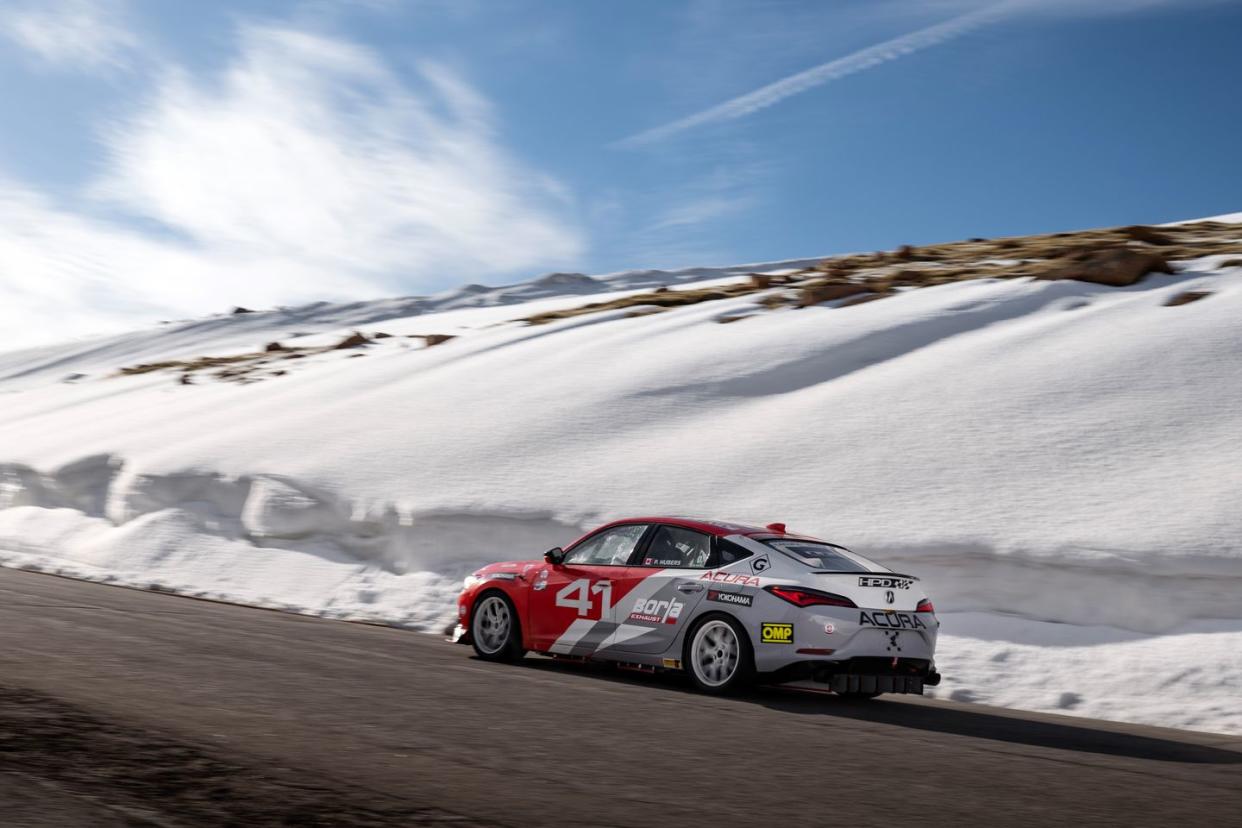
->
[762, 539, 883, 572]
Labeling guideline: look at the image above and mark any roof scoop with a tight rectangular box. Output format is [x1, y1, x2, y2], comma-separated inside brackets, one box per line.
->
[766, 522, 787, 533]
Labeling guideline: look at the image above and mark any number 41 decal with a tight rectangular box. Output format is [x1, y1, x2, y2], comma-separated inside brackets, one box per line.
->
[555, 578, 612, 618]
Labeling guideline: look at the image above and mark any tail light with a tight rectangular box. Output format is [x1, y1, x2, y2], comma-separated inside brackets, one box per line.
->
[915, 598, 935, 613]
[765, 585, 857, 609]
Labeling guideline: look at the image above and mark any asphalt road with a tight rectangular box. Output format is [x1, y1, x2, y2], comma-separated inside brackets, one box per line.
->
[2, 568, 1240, 827]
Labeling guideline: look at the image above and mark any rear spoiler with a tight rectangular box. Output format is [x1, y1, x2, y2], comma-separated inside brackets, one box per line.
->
[811, 570, 921, 581]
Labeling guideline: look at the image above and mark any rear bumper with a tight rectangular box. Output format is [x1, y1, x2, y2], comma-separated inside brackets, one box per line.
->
[770, 657, 941, 694]
[825, 673, 931, 695]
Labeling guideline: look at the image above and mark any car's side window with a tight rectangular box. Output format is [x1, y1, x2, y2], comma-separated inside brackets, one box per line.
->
[563, 524, 649, 566]
[639, 526, 712, 569]
[715, 537, 753, 566]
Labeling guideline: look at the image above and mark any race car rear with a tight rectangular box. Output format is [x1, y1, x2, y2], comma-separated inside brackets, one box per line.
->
[704, 534, 942, 695]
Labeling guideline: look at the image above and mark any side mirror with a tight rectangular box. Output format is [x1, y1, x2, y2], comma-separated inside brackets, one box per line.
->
[544, 547, 565, 565]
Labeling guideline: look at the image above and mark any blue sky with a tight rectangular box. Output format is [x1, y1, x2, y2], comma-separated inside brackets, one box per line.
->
[1, 0, 1240, 346]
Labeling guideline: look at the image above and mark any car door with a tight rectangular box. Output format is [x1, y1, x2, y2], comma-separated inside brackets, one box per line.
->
[527, 523, 652, 655]
[602, 524, 714, 655]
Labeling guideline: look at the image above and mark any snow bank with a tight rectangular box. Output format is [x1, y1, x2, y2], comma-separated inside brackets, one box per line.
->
[2, 245, 1242, 734]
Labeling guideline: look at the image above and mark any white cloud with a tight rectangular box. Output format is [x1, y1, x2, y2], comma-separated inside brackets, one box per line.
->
[0, 0, 137, 71]
[0, 25, 584, 349]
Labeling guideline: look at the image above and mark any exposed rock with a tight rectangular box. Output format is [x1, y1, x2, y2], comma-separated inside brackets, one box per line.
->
[332, 332, 370, 349]
[372, 332, 393, 339]
[796, 282, 869, 307]
[423, 334, 456, 347]
[264, 342, 287, 352]
[1164, 290, 1212, 307]
[1120, 225, 1173, 246]
[231, 306, 254, 315]
[750, 273, 772, 290]
[1036, 247, 1172, 287]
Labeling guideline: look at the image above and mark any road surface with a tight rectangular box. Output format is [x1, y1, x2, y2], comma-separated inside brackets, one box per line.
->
[1, 567, 1239, 826]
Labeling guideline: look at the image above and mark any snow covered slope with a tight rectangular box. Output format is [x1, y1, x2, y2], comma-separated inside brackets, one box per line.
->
[2, 229, 1241, 734]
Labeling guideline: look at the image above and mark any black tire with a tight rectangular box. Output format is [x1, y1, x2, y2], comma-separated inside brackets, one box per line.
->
[682, 613, 755, 695]
[470, 591, 525, 662]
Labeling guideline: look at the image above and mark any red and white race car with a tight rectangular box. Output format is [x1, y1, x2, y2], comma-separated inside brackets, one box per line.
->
[455, 517, 941, 695]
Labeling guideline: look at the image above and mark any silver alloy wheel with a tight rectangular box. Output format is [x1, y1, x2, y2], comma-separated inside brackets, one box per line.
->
[691, 619, 741, 688]
[473, 595, 512, 655]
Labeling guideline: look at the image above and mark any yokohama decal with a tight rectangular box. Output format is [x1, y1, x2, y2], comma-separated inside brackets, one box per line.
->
[707, 589, 753, 607]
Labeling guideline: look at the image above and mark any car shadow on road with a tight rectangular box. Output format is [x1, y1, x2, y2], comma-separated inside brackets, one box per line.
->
[508, 657, 1242, 765]
[753, 688, 1242, 765]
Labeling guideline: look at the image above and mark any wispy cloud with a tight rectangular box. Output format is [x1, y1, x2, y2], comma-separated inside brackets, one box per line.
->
[0, 25, 584, 349]
[617, 0, 1234, 148]
[616, 1, 1025, 148]
[0, 0, 138, 71]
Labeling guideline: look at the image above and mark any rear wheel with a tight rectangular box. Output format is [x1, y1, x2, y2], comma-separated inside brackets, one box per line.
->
[684, 614, 754, 695]
[470, 592, 525, 662]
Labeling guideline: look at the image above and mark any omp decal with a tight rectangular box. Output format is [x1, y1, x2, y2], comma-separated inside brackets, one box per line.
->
[824, 623, 835, 634]
[533, 570, 549, 591]
[858, 576, 913, 590]
[707, 589, 753, 607]
[858, 611, 928, 630]
[750, 555, 771, 574]
[700, 571, 761, 587]
[760, 623, 794, 644]
[627, 596, 684, 625]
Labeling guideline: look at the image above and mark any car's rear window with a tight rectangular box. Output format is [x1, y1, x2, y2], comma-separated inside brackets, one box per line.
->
[762, 540, 881, 572]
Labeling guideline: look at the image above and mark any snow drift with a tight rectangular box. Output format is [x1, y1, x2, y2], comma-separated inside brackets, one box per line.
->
[2, 236, 1241, 735]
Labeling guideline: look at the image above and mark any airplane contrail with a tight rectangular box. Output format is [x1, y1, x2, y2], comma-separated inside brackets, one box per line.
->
[614, 1, 1026, 148]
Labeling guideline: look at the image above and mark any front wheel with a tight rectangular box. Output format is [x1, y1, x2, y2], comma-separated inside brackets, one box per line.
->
[470, 592, 525, 662]
[684, 614, 754, 695]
